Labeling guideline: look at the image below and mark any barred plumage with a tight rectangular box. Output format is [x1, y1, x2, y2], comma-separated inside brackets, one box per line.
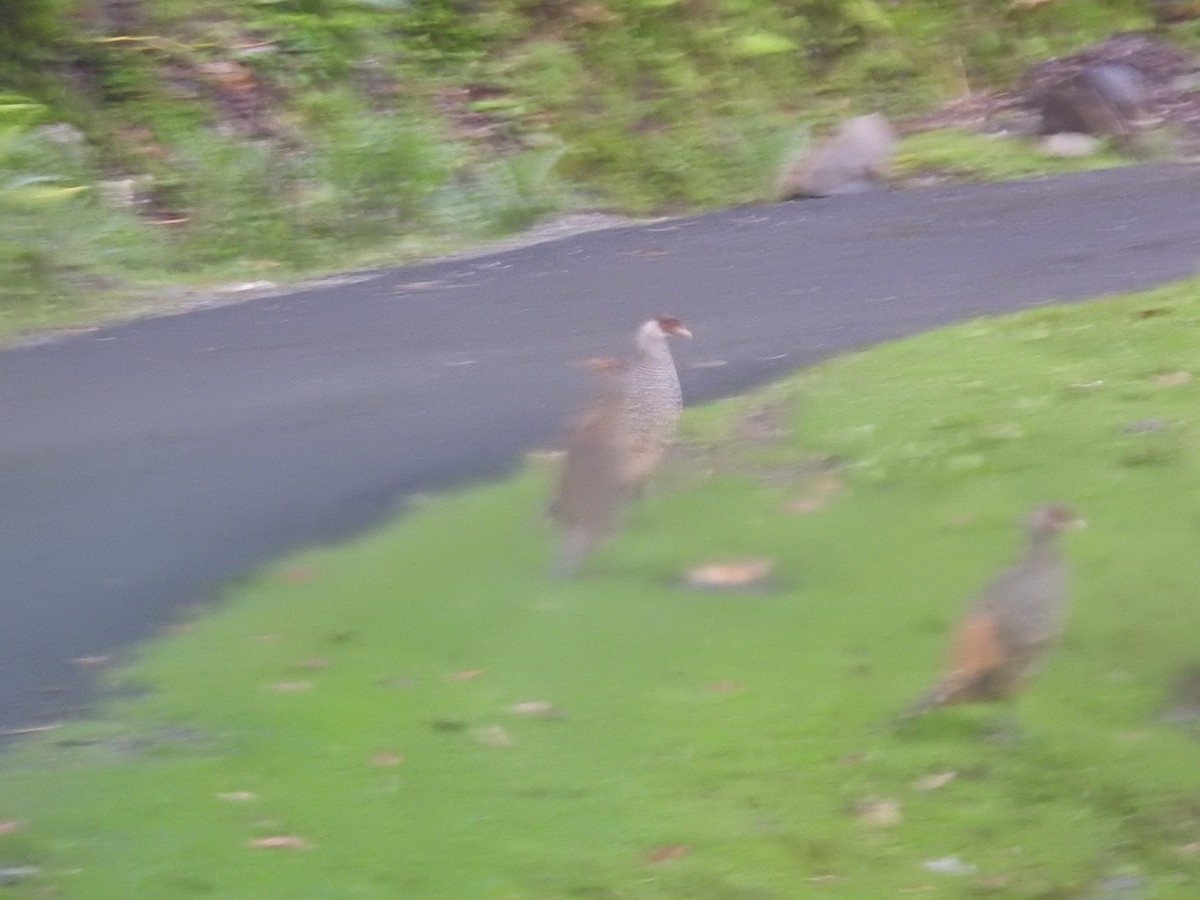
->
[547, 318, 691, 576]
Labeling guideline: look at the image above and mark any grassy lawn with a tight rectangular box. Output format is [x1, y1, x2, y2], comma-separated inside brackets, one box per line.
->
[2, 280, 1199, 897]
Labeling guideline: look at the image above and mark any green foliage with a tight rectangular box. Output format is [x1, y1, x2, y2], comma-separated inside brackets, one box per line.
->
[0, 0, 71, 75]
[0, 93, 167, 331]
[894, 128, 1130, 183]
[0, 0, 1171, 337]
[2, 279, 1199, 896]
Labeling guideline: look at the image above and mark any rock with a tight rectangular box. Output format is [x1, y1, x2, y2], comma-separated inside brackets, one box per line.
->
[1038, 132, 1102, 158]
[35, 123, 85, 148]
[1035, 63, 1148, 143]
[97, 177, 150, 209]
[776, 113, 897, 200]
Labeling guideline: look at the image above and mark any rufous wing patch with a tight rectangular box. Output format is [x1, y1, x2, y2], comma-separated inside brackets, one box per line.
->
[947, 610, 1007, 681]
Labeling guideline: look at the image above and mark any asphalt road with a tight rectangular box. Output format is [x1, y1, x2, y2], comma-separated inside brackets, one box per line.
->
[2, 164, 1199, 733]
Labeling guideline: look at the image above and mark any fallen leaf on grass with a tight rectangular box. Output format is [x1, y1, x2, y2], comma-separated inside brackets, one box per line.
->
[471, 725, 513, 748]
[0, 820, 25, 835]
[852, 796, 902, 828]
[787, 496, 828, 514]
[1153, 370, 1193, 387]
[508, 701, 564, 719]
[217, 791, 259, 802]
[369, 752, 405, 767]
[448, 669, 486, 682]
[1134, 307, 1170, 319]
[683, 559, 773, 591]
[377, 676, 416, 689]
[913, 771, 956, 792]
[786, 474, 843, 514]
[705, 681, 744, 694]
[247, 836, 312, 850]
[645, 845, 691, 864]
[922, 856, 976, 876]
[278, 567, 316, 584]
[1123, 418, 1168, 435]
[269, 681, 313, 693]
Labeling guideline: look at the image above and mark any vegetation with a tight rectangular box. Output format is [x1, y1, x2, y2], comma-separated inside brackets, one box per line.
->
[1, 277, 1198, 897]
[0, 0, 1175, 336]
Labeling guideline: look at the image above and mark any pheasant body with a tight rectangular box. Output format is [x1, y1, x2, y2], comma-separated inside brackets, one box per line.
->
[547, 318, 691, 576]
[904, 503, 1081, 717]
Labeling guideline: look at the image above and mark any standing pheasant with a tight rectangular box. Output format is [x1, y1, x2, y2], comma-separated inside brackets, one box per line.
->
[547, 317, 692, 576]
[899, 503, 1084, 730]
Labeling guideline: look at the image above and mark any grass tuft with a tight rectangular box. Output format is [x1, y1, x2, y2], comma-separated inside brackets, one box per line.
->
[2, 278, 1199, 896]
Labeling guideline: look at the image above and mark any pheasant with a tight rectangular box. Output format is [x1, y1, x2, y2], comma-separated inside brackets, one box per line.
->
[898, 503, 1084, 732]
[547, 317, 692, 576]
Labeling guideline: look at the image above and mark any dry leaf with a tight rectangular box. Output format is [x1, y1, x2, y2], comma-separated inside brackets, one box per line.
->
[471, 725, 513, 748]
[913, 771, 956, 792]
[269, 681, 313, 693]
[217, 791, 259, 802]
[0, 821, 25, 835]
[508, 701, 564, 719]
[296, 658, 331, 671]
[787, 496, 828, 514]
[645, 845, 691, 864]
[369, 752, 405, 767]
[247, 836, 311, 850]
[684, 559, 773, 590]
[922, 856, 976, 876]
[705, 681, 744, 694]
[278, 567, 316, 583]
[1135, 307, 1170, 319]
[853, 796, 902, 828]
[1153, 371, 1193, 387]
[377, 676, 416, 689]
[787, 473, 843, 514]
[448, 669, 486, 682]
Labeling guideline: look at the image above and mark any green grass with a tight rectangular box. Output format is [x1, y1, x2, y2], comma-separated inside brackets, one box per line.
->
[894, 129, 1131, 184]
[3, 279, 1200, 897]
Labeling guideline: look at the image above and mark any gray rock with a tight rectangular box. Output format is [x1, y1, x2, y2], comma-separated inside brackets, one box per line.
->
[1039, 132, 1102, 158]
[1035, 63, 1149, 150]
[35, 123, 85, 147]
[776, 113, 897, 200]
